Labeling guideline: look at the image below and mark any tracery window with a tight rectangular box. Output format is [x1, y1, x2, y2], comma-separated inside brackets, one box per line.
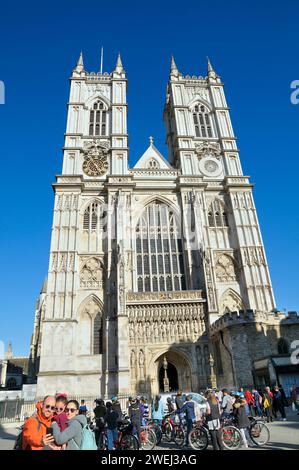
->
[83, 202, 107, 232]
[94, 313, 103, 354]
[207, 200, 229, 228]
[193, 104, 213, 138]
[136, 202, 186, 292]
[89, 100, 108, 136]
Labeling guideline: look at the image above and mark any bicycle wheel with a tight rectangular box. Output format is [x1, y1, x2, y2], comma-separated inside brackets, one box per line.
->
[221, 425, 242, 450]
[173, 425, 185, 448]
[189, 426, 209, 451]
[99, 431, 108, 450]
[249, 421, 270, 446]
[140, 428, 157, 450]
[151, 423, 162, 445]
[164, 422, 174, 442]
[120, 433, 140, 450]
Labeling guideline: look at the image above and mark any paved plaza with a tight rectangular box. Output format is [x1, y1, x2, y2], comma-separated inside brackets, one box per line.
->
[1, 411, 299, 451]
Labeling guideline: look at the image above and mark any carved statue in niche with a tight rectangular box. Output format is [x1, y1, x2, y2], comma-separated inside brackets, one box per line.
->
[139, 350, 145, 380]
[129, 325, 134, 341]
[130, 350, 136, 379]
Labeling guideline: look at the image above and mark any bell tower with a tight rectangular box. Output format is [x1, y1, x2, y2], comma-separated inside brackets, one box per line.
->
[63, 52, 128, 177]
[164, 56, 243, 179]
[164, 57, 276, 322]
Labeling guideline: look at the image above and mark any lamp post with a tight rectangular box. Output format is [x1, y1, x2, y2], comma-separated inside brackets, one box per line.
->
[209, 356, 217, 389]
[163, 356, 170, 393]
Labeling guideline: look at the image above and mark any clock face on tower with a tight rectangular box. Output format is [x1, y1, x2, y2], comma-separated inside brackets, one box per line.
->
[82, 139, 110, 177]
[199, 156, 222, 177]
[82, 154, 109, 177]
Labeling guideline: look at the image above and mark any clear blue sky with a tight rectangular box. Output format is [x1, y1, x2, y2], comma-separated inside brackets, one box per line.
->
[0, 0, 298, 357]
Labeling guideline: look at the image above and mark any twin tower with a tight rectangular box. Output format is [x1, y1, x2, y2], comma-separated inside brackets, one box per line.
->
[30, 53, 276, 398]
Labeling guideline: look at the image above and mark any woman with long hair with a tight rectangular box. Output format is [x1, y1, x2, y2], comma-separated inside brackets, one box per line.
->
[205, 391, 224, 450]
[151, 395, 164, 426]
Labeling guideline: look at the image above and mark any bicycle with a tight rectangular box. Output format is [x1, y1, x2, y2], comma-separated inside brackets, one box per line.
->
[188, 422, 209, 451]
[139, 426, 157, 450]
[145, 419, 163, 445]
[99, 419, 140, 450]
[248, 416, 270, 446]
[173, 415, 187, 448]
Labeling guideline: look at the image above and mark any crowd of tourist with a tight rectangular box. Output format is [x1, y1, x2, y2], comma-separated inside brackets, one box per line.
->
[17, 384, 299, 451]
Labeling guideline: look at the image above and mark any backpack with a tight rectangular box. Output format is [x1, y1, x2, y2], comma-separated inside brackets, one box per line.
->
[14, 415, 43, 450]
[73, 424, 97, 450]
[263, 397, 270, 409]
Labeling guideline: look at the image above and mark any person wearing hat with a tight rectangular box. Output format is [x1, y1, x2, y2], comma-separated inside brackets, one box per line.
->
[111, 396, 123, 423]
[104, 401, 119, 450]
[141, 396, 150, 425]
[128, 397, 142, 443]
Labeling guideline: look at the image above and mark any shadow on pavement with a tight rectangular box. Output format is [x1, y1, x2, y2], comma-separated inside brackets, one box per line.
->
[0, 424, 19, 441]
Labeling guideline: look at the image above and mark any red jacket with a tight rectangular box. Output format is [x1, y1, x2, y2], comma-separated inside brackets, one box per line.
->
[52, 412, 68, 431]
[245, 391, 254, 405]
[22, 402, 53, 450]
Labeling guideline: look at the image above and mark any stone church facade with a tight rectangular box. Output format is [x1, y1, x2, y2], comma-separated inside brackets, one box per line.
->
[30, 53, 298, 398]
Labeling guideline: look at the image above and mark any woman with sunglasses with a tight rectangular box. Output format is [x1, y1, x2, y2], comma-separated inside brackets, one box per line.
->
[52, 400, 87, 450]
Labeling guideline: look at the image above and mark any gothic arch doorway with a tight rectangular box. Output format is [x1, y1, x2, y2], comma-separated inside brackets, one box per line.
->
[159, 362, 179, 392]
[151, 350, 193, 396]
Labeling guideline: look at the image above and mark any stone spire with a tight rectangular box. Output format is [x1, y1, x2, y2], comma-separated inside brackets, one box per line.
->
[170, 55, 180, 78]
[74, 51, 84, 73]
[114, 52, 124, 74]
[5, 341, 13, 359]
[207, 57, 217, 79]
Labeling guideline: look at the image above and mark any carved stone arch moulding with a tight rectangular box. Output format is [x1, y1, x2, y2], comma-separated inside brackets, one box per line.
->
[219, 289, 244, 314]
[78, 294, 103, 319]
[80, 197, 105, 215]
[215, 253, 238, 283]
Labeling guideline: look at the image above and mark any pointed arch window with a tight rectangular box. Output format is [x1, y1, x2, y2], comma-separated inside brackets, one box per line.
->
[83, 202, 107, 233]
[193, 104, 213, 138]
[89, 100, 108, 136]
[136, 202, 186, 292]
[94, 313, 103, 354]
[207, 200, 229, 228]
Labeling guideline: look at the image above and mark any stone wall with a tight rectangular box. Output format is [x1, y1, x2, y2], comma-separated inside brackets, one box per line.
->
[211, 310, 299, 389]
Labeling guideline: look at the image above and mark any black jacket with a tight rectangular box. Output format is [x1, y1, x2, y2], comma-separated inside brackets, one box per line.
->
[233, 404, 250, 429]
[129, 403, 141, 424]
[94, 404, 107, 419]
[112, 402, 123, 422]
[104, 409, 119, 429]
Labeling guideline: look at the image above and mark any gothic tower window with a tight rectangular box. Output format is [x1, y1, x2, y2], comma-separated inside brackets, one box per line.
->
[93, 313, 103, 354]
[193, 104, 213, 138]
[207, 200, 229, 228]
[89, 100, 108, 136]
[83, 202, 107, 233]
[136, 202, 186, 292]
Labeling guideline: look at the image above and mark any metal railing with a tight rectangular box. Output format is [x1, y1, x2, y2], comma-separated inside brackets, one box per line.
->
[0, 394, 132, 424]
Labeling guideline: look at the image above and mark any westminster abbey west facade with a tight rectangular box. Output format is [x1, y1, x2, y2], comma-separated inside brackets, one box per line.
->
[30, 53, 289, 399]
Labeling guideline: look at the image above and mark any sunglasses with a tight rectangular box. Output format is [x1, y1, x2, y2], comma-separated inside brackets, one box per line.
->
[45, 405, 56, 411]
[65, 407, 77, 413]
[55, 407, 65, 412]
